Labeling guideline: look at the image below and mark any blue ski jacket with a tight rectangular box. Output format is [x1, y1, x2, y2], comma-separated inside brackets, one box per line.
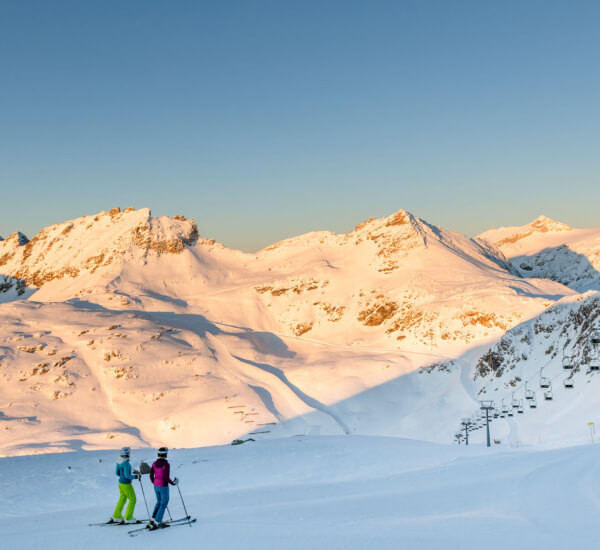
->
[115, 459, 137, 484]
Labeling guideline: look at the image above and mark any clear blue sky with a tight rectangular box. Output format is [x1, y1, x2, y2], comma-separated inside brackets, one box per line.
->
[1, 1, 599, 251]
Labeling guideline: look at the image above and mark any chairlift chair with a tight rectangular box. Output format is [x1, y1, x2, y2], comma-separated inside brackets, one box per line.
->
[525, 383, 535, 400]
[529, 396, 537, 409]
[544, 389, 553, 400]
[539, 367, 550, 389]
[563, 378, 574, 389]
[591, 329, 600, 345]
[562, 355, 574, 370]
[590, 362, 600, 371]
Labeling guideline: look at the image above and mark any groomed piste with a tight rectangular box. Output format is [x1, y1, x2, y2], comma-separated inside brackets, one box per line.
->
[2, 436, 599, 550]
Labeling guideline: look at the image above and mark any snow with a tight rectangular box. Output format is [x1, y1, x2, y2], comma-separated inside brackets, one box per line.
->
[2, 436, 599, 549]
[0, 208, 578, 456]
[3, 208, 600, 547]
[480, 217, 600, 291]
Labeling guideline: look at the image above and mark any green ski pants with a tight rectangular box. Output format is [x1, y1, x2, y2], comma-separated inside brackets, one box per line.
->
[113, 482, 137, 520]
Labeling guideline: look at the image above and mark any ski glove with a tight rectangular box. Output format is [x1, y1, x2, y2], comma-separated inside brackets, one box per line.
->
[173, 477, 179, 485]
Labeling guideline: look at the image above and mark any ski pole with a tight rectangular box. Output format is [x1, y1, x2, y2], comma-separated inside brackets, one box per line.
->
[166, 506, 173, 521]
[176, 483, 191, 526]
[138, 476, 151, 522]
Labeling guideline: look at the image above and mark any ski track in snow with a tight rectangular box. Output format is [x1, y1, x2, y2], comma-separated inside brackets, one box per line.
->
[233, 355, 351, 435]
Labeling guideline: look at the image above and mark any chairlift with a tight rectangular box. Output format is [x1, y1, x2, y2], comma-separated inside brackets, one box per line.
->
[517, 402, 524, 414]
[540, 367, 551, 389]
[525, 382, 535, 400]
[563, 377, 574, 389]
[591, 329, 600, 345]
[507, 410, 514, 417]
[501, 399, 509, 415]
[529, 396, 537, 409]
[562, 355, 574, 370]
[590, 362, 600, 371]
[512, 393, 520, 409]
[544, 389, 553, 400]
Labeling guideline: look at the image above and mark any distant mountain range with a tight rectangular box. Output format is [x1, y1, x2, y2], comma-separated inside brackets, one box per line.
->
[1, 207, 598, 456]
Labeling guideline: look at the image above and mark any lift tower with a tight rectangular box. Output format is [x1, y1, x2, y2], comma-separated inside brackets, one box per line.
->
[480, 400, 494, 448]
[461, 418, 472, 445]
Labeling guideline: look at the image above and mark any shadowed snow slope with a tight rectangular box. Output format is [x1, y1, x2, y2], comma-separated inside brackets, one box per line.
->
[1, 436, 599, 550]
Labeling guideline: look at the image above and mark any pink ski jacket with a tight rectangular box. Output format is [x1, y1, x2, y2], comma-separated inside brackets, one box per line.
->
[150, 459, 175, 487]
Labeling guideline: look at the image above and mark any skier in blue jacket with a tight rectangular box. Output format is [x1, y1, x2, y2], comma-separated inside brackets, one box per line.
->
[109, 446, 140, 524]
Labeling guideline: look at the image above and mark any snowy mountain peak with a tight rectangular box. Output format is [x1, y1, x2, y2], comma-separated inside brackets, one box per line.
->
[528, 215, 572, 233]
[480, 215, 600, 292]
[351, 209, 430, 243]
[353, 209, 413, 232]
[0, 208, 201, 293]
[480, 215, 572, 248]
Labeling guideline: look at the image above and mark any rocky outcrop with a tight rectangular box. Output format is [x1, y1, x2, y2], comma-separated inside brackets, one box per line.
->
[0, 276, 27, 296]
[11, 232, 29, 246]
[474, 295, 600, 382]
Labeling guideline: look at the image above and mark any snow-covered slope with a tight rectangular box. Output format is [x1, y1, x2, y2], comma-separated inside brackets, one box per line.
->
[0, 208, 579, 456]
[441, 292, 600, 447]
[480, 216, 600, 291]
[3, 437, 600, 550]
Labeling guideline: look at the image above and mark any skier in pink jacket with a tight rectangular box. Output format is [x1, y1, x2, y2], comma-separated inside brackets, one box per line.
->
[148, 447, 178, 529]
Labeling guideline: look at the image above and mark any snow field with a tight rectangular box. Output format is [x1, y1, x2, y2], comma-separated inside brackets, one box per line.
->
[2, 436, 599, 550]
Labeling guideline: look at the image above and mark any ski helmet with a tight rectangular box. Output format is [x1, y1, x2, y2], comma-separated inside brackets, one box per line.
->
[157, 446, 168, 458]
[120, 446, 131, 458]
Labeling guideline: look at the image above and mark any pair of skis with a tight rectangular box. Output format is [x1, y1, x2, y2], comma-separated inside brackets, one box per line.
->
[88, 519, 147, 527]
[127, 516, 197, 536]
